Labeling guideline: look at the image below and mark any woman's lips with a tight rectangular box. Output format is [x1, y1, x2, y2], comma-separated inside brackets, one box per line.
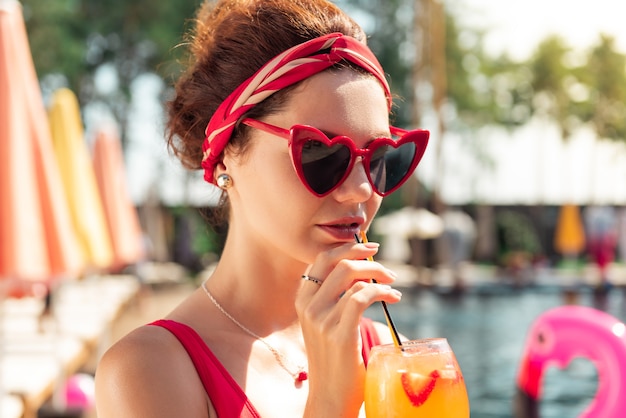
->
[317, 219, 364, 241]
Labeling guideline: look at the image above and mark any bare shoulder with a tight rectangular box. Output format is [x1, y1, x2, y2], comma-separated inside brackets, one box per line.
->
[95, 324, 208, 418]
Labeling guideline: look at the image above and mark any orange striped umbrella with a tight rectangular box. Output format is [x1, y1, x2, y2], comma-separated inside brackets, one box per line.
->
[0, 0, 83, 285]
[47, 88, 114, 271]
[92, 124, 144, 271]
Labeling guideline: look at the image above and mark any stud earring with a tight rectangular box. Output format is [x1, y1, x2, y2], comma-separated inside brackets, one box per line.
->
[216, 173, 233, 189]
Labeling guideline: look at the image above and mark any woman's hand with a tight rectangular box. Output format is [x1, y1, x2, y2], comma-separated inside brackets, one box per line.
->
[295, 241, 402, 417]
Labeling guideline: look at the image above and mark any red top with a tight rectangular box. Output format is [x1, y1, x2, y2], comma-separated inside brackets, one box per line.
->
[149, 317, 381, 418]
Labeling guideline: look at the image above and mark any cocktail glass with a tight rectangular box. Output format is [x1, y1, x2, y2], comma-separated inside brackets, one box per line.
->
[364, 338, 469, 417]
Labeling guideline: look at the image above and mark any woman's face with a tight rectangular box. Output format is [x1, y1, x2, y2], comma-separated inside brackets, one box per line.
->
[224, 69, 389, 264]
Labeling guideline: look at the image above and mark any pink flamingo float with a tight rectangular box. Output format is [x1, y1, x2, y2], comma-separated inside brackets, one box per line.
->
[514, 305, 626, 418]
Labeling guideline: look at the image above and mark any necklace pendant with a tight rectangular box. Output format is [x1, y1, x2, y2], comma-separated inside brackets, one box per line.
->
[201, 281, 309, 384]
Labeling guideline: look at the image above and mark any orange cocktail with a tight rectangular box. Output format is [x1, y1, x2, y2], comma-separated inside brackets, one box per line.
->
[364, 338, 469, 417]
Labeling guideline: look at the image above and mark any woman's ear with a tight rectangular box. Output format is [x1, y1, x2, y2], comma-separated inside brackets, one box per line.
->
[213, 161, 228, 183]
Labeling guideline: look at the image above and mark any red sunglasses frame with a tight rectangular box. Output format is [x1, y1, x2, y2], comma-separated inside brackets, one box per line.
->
[241, 118, 429, 197]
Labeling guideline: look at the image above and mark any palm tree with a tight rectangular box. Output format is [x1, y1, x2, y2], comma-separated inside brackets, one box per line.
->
[579, 35, 626, 203]
[583, 35, 626, 143]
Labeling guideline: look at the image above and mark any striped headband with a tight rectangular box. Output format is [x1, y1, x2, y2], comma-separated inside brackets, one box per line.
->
[201, 32, 392, 184]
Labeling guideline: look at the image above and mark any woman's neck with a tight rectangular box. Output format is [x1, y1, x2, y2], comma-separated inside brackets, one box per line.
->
[205, 234, 308, 333]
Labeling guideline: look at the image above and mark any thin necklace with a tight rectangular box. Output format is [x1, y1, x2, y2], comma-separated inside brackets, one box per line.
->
[201, 280, 308, 382]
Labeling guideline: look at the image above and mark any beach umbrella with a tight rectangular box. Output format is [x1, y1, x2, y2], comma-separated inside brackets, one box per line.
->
[374, 207, 444, 240]
[48, 88, 114, 271]
[553, 203, 586, 257]
[373, 207, 444, 262]
[92, 124, 145, 271]
[0, 0, 83, 285]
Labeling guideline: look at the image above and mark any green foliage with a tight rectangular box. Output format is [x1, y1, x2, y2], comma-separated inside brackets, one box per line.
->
[444, 16, 533, 130]
[22, 0, 200, 93]
[530, 36, 570, 96]
[525, 34, 626, 143]
[583, 35, 626, 140]
[22, 1, 88, 90]
[496, 210, 541, 257]
[528, 35, 580, 138]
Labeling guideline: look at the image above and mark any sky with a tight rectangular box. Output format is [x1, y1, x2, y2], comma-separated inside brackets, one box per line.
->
[456, 0, 626, 59]
[418, 0, 626, 205]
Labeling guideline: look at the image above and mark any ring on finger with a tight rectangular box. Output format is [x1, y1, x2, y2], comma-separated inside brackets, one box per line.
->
[301, 275, 323, 286]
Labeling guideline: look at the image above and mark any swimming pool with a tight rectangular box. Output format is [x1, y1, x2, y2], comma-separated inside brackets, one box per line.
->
[365, 286, 625, 417]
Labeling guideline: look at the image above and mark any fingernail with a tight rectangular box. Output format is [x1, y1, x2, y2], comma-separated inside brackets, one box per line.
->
[391, 289, 402, 298]
[364, 242, 379, 249]
[386, 268, 398, 278]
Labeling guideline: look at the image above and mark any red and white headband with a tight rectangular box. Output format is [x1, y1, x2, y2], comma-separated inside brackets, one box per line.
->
[201, 32, 392, 184]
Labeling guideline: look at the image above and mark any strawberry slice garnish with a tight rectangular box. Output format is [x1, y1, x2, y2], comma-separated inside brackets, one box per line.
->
[401, 370, 440, 407]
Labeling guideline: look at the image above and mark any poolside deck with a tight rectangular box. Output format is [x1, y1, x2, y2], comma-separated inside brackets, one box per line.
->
[1, 275, 141, 418]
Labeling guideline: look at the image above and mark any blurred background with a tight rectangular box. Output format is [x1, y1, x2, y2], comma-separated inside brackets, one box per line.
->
[3, 0, 626, 417]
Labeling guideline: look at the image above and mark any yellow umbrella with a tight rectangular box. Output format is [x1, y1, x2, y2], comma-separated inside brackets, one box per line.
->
[48, 88, 113, 271]
[0, 0, 83, 284]
[554, 203, 586, 256]
[92, 124, 145, 271]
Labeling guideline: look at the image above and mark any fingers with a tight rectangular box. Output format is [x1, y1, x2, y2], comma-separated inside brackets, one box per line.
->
[296, 241, 402, 323]
[300, 242, 393, 289]
[324, 257, 397, 289]
[338, 281, 402, 324]
[298, 241, 373, 298]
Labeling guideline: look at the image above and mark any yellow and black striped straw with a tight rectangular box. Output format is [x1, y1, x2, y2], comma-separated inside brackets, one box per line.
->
[356, 231, 403, 349]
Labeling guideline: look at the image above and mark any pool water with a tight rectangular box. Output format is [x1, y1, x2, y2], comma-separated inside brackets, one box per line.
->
[365, 286, 626, 418]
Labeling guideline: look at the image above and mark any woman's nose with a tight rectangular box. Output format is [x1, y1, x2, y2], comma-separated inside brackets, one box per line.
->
[332, 160, 374, 202]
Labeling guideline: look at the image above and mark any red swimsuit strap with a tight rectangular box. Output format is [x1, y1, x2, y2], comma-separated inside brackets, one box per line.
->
[149, 319, 261, 418]
[150, 316, 381, 416]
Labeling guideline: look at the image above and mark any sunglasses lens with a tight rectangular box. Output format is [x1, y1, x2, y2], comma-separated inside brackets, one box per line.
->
[369, 141, 417, 194]
[300, 139, 351, 195]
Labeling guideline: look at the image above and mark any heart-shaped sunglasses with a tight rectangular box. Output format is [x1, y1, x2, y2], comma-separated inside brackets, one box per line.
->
[241, 118, 429, 197]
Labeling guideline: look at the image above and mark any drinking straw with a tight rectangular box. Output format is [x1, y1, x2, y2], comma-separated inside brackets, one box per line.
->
[356, 232, 403, 349]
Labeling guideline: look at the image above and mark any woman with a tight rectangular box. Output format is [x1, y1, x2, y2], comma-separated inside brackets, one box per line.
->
[95, 0, 429, 416]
